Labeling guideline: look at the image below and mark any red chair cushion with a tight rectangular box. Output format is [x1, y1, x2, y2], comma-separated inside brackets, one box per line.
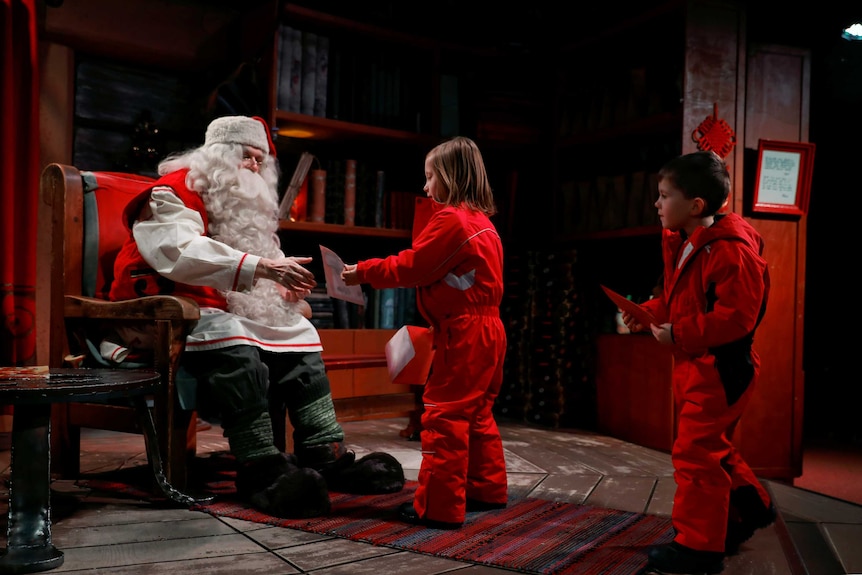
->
[82, 171, 155, 299]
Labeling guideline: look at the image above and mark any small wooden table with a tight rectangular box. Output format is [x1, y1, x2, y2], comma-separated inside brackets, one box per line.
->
[0, 368, 210, 574]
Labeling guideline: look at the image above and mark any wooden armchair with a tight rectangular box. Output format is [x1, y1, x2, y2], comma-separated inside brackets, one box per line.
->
[41, 163, 201, 490]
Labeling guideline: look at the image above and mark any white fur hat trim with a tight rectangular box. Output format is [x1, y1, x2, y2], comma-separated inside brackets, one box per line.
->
[204, 116, 269, 152]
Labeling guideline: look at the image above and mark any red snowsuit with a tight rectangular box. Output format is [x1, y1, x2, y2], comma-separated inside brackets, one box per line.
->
[354, 204, 507, 525]
[641, 212, 771, 552]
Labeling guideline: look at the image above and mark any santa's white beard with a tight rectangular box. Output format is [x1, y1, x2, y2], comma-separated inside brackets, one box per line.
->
[205, 169, 304, 327]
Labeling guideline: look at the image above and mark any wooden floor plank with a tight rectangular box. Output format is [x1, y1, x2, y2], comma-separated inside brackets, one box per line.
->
[272, 538, 400, 571]
[298, 549, 485, 575]
[585, 475, 657, 514]
[52, 534, 268, 572]
[53, 516, 234, 547]
[234, 524, 332, 550]
[52, 552, 300, 574]
[526, 472, 601, 504]
[645, 475, 675, 517]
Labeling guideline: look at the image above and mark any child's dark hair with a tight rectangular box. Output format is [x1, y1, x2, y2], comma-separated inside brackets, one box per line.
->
[658, 151, 730, 217]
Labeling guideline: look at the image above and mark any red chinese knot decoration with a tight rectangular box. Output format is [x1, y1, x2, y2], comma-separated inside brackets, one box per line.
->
[692, 103, 736, 158]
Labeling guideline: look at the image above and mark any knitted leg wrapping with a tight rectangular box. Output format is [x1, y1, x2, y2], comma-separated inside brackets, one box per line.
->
[226, 411, 280, 463]
[292, 392, 343, 446]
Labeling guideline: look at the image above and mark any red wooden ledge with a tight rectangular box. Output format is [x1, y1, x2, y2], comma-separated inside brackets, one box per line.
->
[322, 354, 387, 371]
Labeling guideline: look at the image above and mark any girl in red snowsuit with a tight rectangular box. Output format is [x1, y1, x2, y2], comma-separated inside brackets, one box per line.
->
[342, 136, 507, 529]
[625, 151, 775, 574]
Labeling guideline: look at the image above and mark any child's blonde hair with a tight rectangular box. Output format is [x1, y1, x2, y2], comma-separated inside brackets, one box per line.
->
[426, 136, 496, 215]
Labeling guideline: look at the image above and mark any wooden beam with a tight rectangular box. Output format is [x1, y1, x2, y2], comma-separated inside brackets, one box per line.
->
[42, 0, 277, 73]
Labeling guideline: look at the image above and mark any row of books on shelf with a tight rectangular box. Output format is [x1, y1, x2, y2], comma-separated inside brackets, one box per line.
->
[283, 155, 421, 230]
[556, 65, 682, 140]
[277, 25, 425, 131]
[475, 93, 543, 144]
[307, 285, 418, 330]
[277, 25, 328, 117]
[558, 171, 661, 235]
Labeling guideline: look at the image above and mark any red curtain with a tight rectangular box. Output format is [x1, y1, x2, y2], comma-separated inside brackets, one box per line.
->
[1, 0, 40, 366]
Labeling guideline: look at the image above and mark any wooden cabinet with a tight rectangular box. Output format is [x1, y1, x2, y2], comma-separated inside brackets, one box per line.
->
[596, 334, 674, 452]
[321, 328, 395, 400]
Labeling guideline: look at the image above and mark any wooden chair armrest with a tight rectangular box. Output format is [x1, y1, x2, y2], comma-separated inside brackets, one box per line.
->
[64, 295, 201, 321]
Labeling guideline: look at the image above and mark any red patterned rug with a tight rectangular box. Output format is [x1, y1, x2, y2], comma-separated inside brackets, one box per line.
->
[78, 453, 674, 575]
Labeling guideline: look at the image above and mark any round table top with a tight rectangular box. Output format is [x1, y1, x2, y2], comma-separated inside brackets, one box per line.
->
[0, 368, 160, 404]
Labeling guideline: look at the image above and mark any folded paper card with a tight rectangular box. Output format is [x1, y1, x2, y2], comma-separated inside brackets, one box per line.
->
[600, 284, 658, 328]
[320, 244, 366, 306]
[385, 325, 435, 385]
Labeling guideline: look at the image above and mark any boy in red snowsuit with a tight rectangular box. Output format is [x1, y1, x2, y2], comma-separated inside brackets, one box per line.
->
[342, 136, 508, 529]
[624, 151, 775, 574]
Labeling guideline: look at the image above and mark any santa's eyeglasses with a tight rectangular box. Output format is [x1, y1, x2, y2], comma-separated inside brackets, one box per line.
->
[241, 147, 265, 167]
[242, 154, 264, 167]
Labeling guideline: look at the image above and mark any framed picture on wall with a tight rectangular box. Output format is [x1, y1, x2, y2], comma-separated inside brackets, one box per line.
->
[752, 139, 815, 216]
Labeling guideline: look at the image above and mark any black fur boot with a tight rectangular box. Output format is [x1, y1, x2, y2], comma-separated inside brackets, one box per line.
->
[321, 451, 405, 495]
[235, 453, 331, 518]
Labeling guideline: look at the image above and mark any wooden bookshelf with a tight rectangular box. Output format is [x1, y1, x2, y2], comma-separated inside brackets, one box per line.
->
[274, 111, 438, 144]
[557, 225, 662, 243]
[278, 220, 411, 239]
[556, 111, 682, 148]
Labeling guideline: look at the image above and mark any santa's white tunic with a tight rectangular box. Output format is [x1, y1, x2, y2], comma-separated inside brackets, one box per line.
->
[131, 188, 323, 354]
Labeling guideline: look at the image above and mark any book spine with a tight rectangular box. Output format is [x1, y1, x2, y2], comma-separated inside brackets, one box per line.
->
[308, 169, 326, 222]
[288, 28, 302, 114]
[354, 161, 370, 226]
[368, 288, 380, 328]
[277, 25, 293, 111]
[378, 288, 397, 329]
[333, 298, 350, 328]
[328, 40, 341, 120]
[314, 35, 329, 117]
[440, 73, 460, 136]
[324, 159, 344, 225]
[300, 31, 317, 116]
[290, 177, 308, 222]
[374, 170, 385, 227]
[343, 159, 356, 226]
[394, 288, 406, 328]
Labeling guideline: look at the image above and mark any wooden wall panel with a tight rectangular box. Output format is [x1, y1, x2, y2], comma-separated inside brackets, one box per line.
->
[734, 45, 810, 478]
[682, 1, 745, 189]
[744, 48, 810, 143]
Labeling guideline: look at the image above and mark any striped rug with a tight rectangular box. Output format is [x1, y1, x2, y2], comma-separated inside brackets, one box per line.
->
[194, 481, 673, 575]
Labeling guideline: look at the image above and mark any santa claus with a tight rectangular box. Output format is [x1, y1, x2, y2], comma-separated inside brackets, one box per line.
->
[109, 115, 403, 518]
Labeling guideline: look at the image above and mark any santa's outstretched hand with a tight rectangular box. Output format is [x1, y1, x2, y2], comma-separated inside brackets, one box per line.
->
[256, 256, 317, 292]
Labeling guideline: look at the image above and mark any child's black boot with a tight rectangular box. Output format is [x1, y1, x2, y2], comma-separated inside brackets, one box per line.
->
[645, 541, 724, 574]
[725, 485, 777, 555]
